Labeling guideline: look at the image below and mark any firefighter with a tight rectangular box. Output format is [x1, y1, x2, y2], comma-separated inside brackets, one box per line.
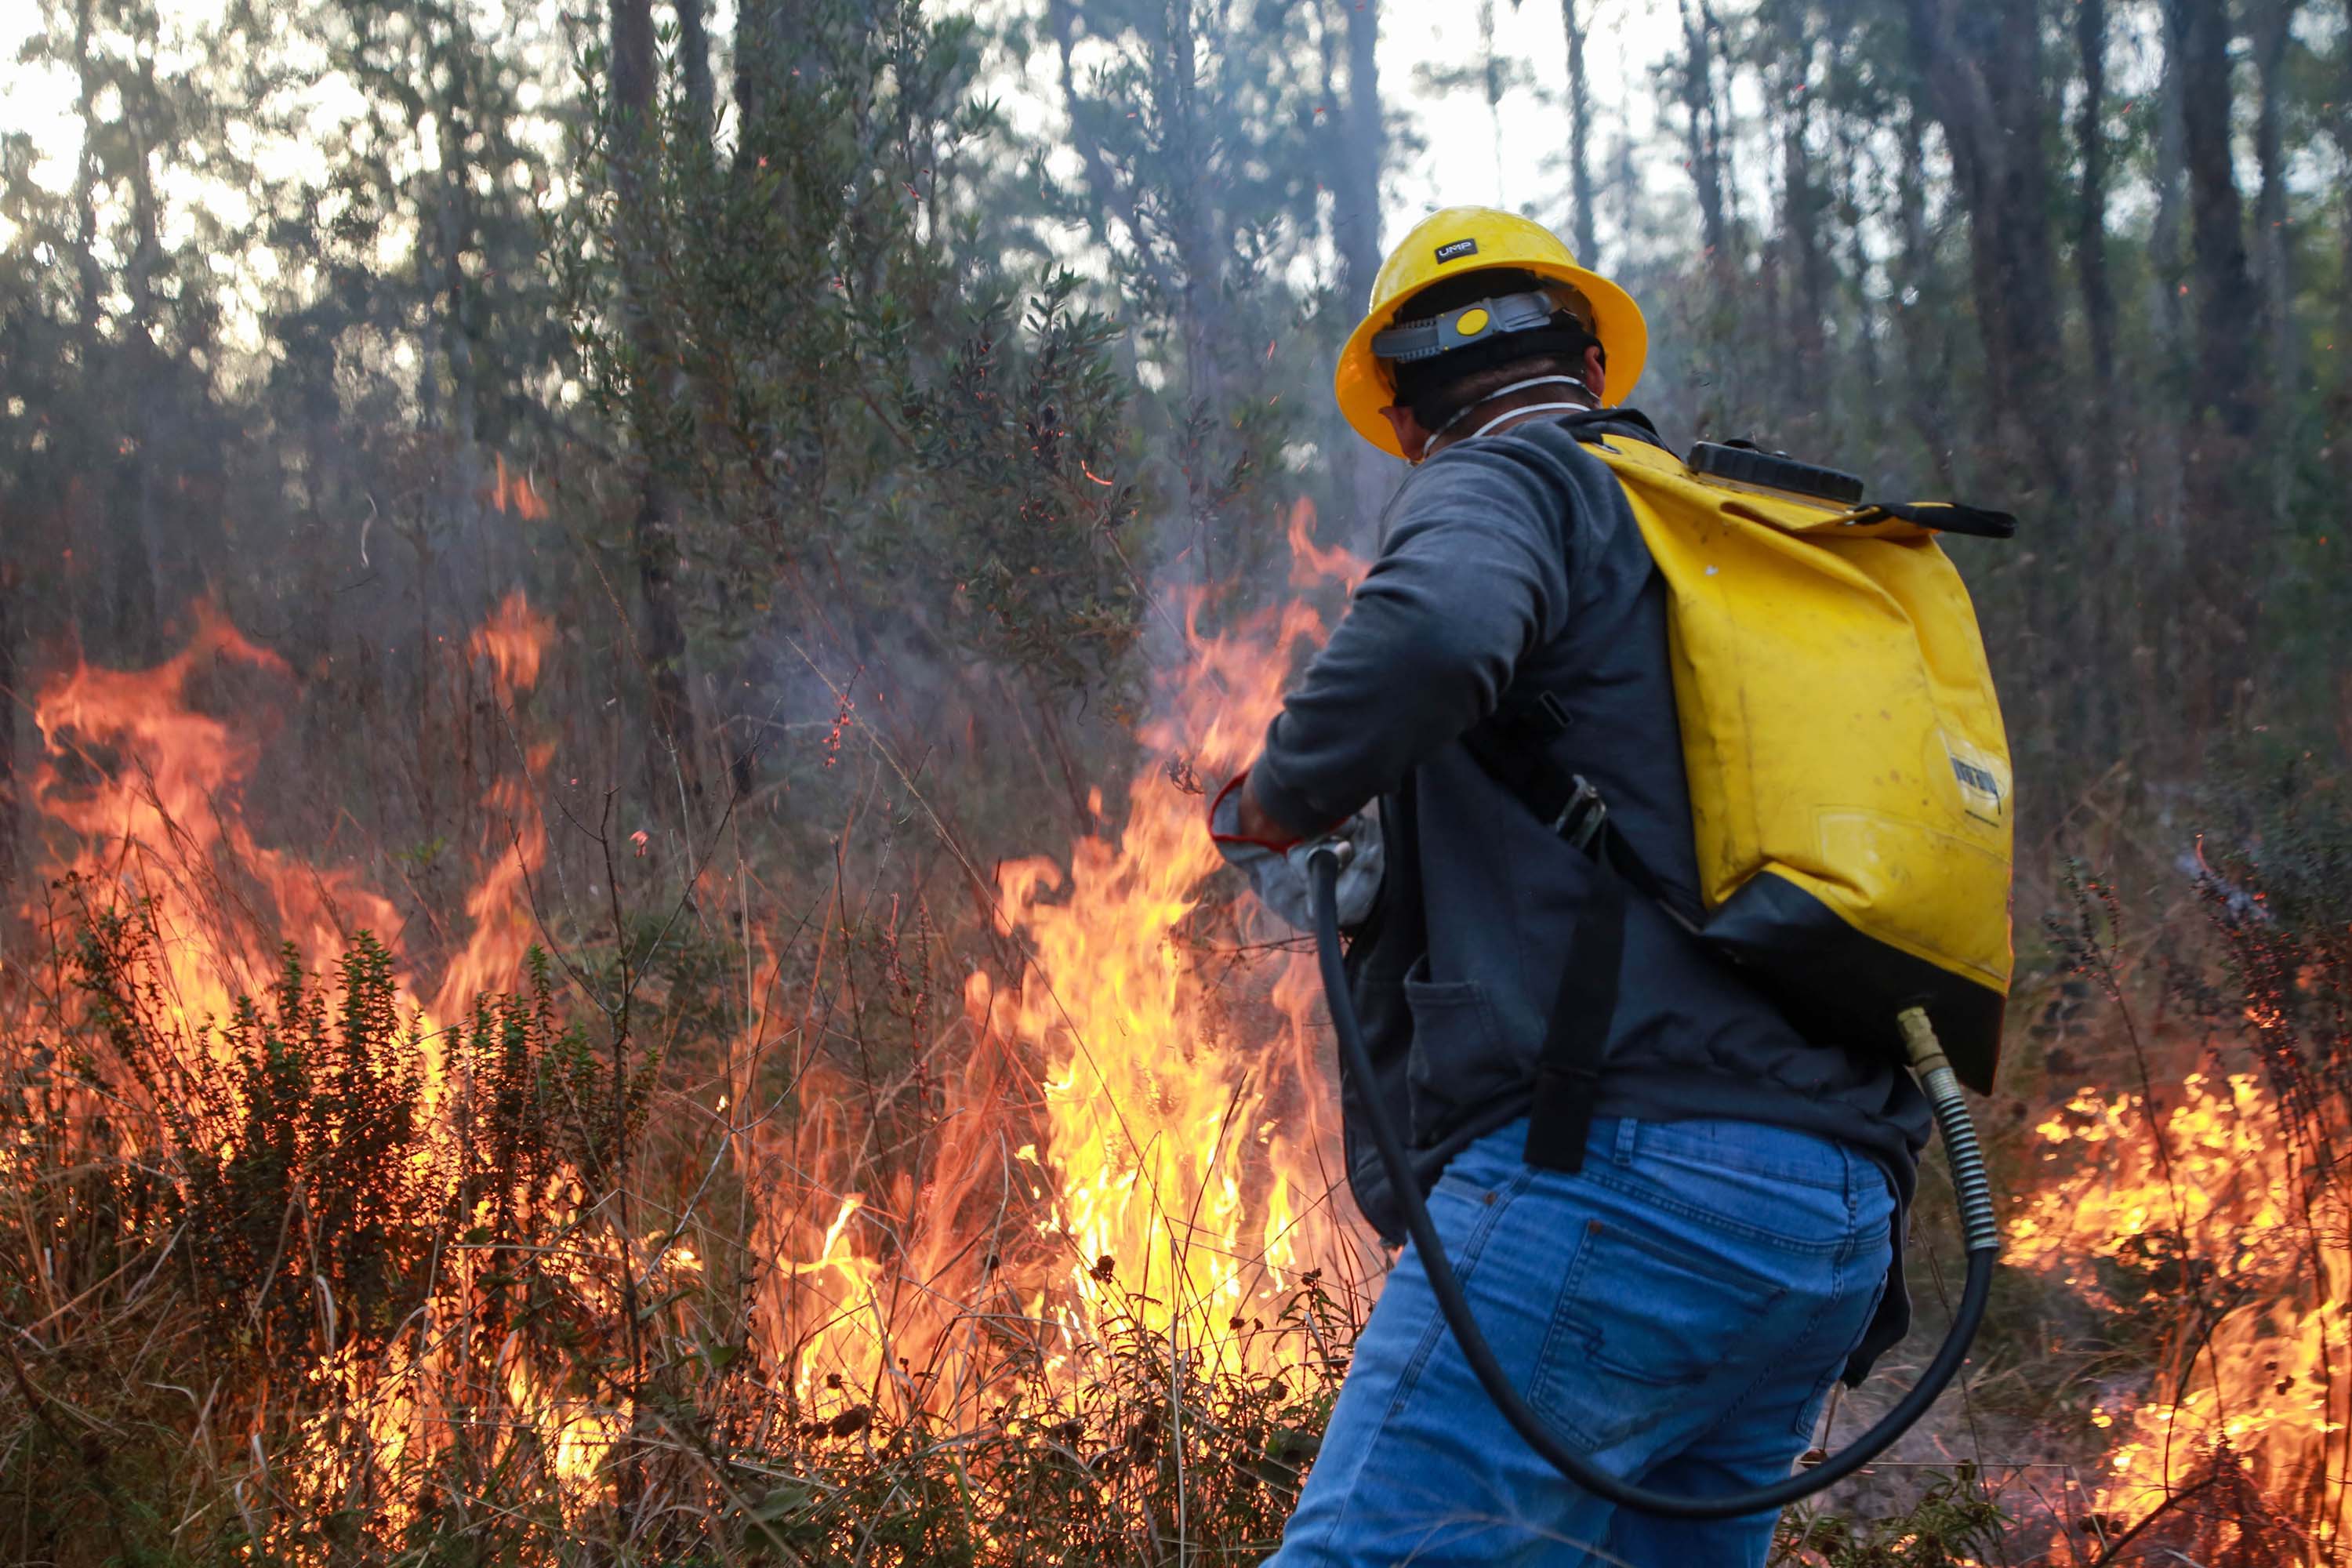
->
[1212, 207, 1932, 1567]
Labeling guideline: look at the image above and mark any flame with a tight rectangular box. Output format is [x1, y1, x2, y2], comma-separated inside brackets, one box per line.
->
[751, 503, 1377, 1417]
[984, 545, 1364, 1375]
[31, 601, 401, 1020]
[433, 590, 554, 1018]
[11, 501, 1379, 1553]
[2014, 1065, 2352, 1549]
[469, 586, 551, 689]
[488, 454, 549, 519]
[21, 590, 580, 1544]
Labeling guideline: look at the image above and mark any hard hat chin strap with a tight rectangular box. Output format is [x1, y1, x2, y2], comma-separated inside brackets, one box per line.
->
[1424, 375, 1595, 451]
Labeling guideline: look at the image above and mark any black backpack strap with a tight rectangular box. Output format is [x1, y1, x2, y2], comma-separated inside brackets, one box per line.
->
[1522, 845, 1621, 1174]
[1458, 699, 1690, 1175]
[1849, 500, 2017, 539]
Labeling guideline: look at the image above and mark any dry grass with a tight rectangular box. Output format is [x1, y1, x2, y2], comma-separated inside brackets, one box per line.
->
[0, 868, 1369, 1566]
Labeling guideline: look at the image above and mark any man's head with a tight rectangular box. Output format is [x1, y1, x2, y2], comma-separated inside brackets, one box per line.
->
[1374, 267, 1609, 460]
[1332, 207, 1646, 463]
[1377, 349, 1607, 463]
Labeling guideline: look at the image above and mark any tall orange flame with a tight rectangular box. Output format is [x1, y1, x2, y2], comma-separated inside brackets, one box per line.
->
[762, 501, 1377, 1415]
[13, 505, 1382, 1551]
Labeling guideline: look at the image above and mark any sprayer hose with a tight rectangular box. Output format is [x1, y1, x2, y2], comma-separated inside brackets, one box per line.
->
[1308, 848, 1997, 1521]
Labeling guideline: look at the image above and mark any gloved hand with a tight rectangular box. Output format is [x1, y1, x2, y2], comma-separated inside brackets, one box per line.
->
[1209, 771, 1384, 933]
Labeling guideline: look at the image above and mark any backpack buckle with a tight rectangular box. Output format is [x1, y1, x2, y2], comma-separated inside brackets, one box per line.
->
[1549, 775, 1608, 855]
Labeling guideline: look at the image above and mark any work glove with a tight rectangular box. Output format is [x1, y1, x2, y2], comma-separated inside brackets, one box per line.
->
[1208, 771, 1384, 934]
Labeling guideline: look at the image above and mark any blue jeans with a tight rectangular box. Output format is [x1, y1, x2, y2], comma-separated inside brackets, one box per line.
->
[1268, 1116, 1896, 1568]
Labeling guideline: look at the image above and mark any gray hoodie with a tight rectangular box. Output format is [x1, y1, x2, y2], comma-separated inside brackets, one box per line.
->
[1250, 410, 1932, 1381]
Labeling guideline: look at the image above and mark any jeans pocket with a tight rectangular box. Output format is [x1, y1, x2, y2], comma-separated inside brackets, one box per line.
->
[1531, 1218, 1789, 1451]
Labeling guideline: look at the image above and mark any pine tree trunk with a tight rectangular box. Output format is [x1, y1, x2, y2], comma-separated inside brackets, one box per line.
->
[2332, 42, 2352, 501]
[2162, 0, 2264, 730]
[735, 0, 775, 155]
[678, 0, 713, 129]
[69, 0, 103, 342]
[1562, 0, 1597, 263]
[2251, 0, 2299, 518]
[2074, 0, 2122, 736]
[1778, 50, 1830, 418]
[122, 49, 173, 658]
[0, 554, 17, 927]
[2060, 0, 2124, 763]
[611, 0, 700, 802]
[2075, 0, 2117, 409]
[735, 0, 815, 173]
[1835, 107, 1881, 422]
[2165, 0, 2263, 440]
[1894, 109, 1957, 494]
[1679, 0, 1727, 261]
[1480, 0, 1505, 197]
[1169, 5, 1222, 410]
[1047, 0, 1185, 313]
[430, 34, 479, 448]
[1330, 0, 1398, 539]
[1902, 0, 2071, 506]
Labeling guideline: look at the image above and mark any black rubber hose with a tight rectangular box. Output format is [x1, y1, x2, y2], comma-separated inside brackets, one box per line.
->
[1307, 847, 1996, 1521]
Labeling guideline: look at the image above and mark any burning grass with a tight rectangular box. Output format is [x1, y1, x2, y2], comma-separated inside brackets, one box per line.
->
[0, 568, 1383, 1563]
[7, 582, 2352, 1565]
[0, 894, 1361, 1563]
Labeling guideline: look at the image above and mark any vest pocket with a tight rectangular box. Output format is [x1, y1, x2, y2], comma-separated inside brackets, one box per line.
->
[1403, 958, 1505, 1147]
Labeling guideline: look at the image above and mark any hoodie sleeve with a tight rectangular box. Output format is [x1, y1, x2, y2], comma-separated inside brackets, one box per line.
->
[1247, 433, 1584, 838]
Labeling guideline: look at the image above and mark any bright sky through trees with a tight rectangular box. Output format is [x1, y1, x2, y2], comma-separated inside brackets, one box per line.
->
[2, 0, 1684, 276]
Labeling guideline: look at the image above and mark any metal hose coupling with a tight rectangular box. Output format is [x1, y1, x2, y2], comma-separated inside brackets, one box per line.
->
[1898, 1006, 2001, 1258]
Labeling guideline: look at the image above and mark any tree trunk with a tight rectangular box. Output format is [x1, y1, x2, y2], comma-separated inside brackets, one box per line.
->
[69, 0, 103, 342]
[2165, 0, 2263, 440]
[611, 0, 701, 802]
[120, 45, 172, 657]
[1332, 0, 1385, 306]
[1168, 2, 1221, 408]
[1836, 106, 1882, 424]
[1611, 78, 1639, 267]
[0, 554, 18, 928]
[1328, 0, 1398, 541]
[735, 0, 775, 153]
[430, 34, 479, 448]
[678, 0, 713, 129]
[2162, 0, 2264, 731]
[2075, 0, 2117, 410]
[1679, 0, 1728, 261]
[2151, 47, 2190, 372]
[1902, 0, 2071, 506]
[2073, 0, 2122, 725]
[1893, 108, 1956, 495]
[1561, 0, 1597, 263]
[2250, 0, 2298, 517]
[1048, 0, 1178, 310]
[1778, 53, 1831, 408]
[2332, 28, 2352, 501]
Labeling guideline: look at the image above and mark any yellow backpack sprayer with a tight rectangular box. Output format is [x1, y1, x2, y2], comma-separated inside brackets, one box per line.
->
[1303, 426, 2014, 1519]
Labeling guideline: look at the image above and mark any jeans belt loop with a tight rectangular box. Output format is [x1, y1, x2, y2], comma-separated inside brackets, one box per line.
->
[1613, 1117, 1639, 1167]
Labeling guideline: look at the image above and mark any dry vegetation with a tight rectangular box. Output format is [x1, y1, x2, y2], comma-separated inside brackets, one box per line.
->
[2, 583, 2350, 1567]
[9, 0, 2352, 1561]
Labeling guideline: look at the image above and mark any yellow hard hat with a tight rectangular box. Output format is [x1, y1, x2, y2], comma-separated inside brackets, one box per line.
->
[1334, 205, 1648, 458]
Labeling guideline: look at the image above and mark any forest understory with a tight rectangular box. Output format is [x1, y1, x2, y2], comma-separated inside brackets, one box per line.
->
[8, 0, 2352, 1560]
[4, 576, 2348, 1567]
